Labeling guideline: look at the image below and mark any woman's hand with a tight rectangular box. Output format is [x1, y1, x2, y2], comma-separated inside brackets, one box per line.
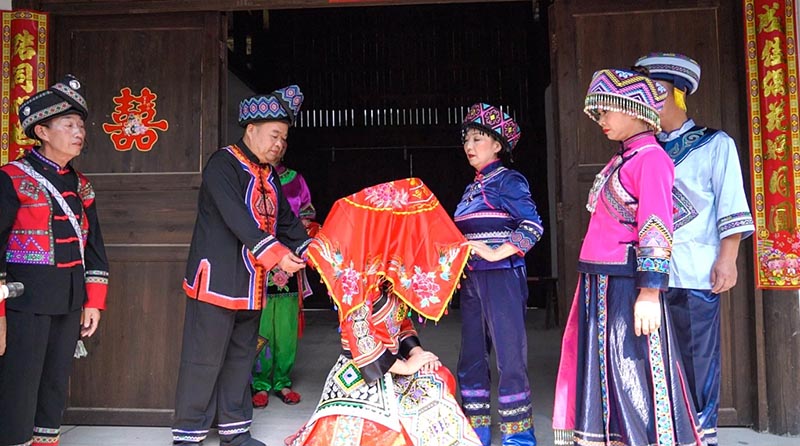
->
[278, 252, 306, 273]
[633, 288, 662, 336]
[463, 241, 519, 263]
[408, 347, 442, 374]
[405, 351, 439, 375]
[391, 350, 439, 375]
[420, 358, 442, 374]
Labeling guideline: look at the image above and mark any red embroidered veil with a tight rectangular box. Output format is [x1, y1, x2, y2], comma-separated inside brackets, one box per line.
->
[307, 178, 469, 322]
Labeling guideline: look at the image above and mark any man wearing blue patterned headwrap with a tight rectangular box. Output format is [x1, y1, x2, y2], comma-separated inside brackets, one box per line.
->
[635, 53, 755, 445]
[172, 85, 310, 446]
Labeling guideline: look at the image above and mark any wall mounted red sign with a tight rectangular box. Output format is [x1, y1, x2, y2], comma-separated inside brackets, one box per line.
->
[745, 0, 800, 288]
[1, 10, 48, 165]
[102, 87, 169, 152]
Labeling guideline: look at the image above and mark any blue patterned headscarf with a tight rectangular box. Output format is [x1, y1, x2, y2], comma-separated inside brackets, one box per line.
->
[462, 103, 522, 152]
[238, 84, 304, 127]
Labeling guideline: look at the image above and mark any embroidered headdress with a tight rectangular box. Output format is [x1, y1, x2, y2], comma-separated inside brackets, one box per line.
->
[19, 74, 89, 139]
[238, 84, 304, 127]
[634, 52, 701, 95]
[584, 69, 667, 132]
[462, 103, 522, 152]
[307, 178, 469, 322]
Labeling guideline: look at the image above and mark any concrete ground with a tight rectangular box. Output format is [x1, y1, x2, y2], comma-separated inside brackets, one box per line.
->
[61, 309, 799, 446]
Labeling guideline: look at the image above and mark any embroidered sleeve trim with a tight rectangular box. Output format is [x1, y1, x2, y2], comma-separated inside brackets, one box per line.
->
[253, 236, 290, 271]
[717, 212, 755, 237]
[253, 235, 277, 255]
[636, 257, 670, 274]
[85, 269, 109, 285]
[636, 215, 672, 288]
[509, 220, 543, 254]
[638, 215, 673, 249]
[294, 238, 313, 257]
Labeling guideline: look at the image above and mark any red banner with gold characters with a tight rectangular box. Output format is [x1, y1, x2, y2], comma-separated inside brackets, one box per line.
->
[745, 0, 800, 288]
[1, 10, 48, 165]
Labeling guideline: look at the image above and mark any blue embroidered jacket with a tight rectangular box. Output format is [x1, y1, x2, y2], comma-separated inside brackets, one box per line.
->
[454, 160, 543, 271]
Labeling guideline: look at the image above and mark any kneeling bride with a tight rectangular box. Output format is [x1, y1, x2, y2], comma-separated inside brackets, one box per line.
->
[286, 179, 481, 446]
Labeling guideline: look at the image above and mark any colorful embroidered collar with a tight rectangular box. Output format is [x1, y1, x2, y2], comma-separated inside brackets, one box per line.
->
[620, 131, 655, 155]
[31, 148, 72, 175]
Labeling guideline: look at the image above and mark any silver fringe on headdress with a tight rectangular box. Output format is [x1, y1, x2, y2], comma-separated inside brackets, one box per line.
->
[584, 92, 662, 133]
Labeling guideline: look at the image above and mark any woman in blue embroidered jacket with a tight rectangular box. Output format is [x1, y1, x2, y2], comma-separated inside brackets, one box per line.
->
[454, 103, 543, 446]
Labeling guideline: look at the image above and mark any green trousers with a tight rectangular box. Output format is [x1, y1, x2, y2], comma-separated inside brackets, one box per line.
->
[252, 293, 299, 392]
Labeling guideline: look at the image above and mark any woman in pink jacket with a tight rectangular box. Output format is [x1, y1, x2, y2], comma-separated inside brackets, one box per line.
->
[552, 69, 705, 446]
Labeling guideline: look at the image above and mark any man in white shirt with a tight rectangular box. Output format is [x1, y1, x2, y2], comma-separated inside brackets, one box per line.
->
[634, 53, 755, 445]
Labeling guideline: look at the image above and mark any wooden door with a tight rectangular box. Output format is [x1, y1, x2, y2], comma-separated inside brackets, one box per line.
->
[53, 12, 224, 426]
[550, 0, 757, 426]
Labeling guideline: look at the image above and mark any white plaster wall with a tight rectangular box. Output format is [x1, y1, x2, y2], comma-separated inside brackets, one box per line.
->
[0, 1, 12, 10]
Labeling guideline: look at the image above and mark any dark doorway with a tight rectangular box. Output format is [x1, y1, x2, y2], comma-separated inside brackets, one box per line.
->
[228, 2, 554, 309]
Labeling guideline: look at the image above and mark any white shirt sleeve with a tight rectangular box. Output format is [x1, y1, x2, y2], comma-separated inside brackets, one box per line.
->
[711, 131, 755, 240]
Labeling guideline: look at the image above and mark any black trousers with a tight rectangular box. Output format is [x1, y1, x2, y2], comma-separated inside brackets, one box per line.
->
[172, 298, 260, 446]
[0, 309, 82, 446]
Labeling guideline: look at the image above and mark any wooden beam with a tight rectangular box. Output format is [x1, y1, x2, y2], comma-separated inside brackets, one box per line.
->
[35, 0, 520, 15]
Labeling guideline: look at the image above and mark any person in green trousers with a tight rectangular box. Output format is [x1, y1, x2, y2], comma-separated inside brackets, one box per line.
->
[251, 144, 317, 407]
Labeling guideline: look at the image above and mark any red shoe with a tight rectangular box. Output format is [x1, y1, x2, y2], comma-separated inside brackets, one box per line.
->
[252, 390, 269, 408]
[275, 388, 301, 405]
